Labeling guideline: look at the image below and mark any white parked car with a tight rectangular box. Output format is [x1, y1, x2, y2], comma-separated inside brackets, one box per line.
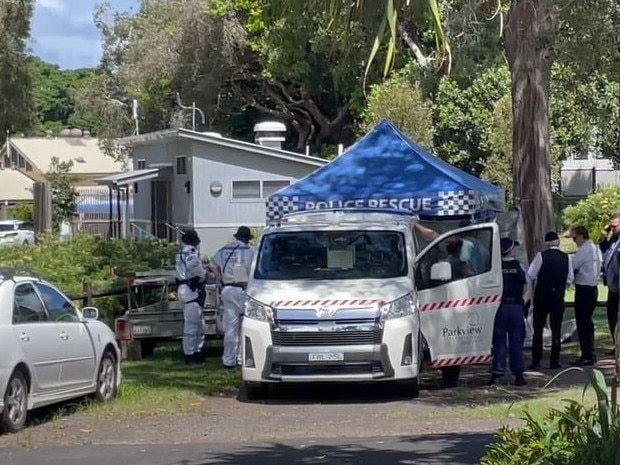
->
[0, 220, 36, 247]
[0, 271, 121, 433]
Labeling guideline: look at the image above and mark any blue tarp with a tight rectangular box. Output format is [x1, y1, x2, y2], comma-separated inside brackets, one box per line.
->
[266, 119, 504, 223]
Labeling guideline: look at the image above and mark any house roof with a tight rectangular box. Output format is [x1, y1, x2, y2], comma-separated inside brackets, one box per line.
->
[97, 168, 163, 187]
[119, 128, 328, 168]
[0, 169, 33, 202]
[7, 137, 125, 174]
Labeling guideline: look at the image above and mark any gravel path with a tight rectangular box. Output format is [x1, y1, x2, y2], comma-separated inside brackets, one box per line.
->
[0, 357, 613, 448]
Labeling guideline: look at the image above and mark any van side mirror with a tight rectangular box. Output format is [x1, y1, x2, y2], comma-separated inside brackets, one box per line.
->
[430, 262, 452, 282]
[82, 307, 100, 320]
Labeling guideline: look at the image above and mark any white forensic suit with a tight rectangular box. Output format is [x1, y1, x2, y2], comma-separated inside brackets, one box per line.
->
[176, 244, 206, 358]
[213, 240, 255, 367]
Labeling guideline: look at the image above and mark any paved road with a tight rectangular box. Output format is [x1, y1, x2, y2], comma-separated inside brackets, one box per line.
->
[1, 433, 493, 464]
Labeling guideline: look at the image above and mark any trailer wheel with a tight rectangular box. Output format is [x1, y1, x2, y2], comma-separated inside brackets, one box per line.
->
[441, 366, 461, 388]
[140, 340, 156, 358]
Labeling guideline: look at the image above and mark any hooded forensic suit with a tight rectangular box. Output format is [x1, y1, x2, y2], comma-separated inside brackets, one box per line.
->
[176, 230, 206, 364]
[213, 226, 255, 368]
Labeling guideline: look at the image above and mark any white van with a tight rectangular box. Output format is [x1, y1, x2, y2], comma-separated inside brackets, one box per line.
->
[241, 209, 502, 398]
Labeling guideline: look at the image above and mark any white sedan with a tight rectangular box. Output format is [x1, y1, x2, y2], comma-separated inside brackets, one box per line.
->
[0, 273, 121, 433]
[0, 220, 36, 247]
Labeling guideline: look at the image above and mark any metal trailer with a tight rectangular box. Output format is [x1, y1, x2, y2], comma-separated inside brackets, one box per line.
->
[114, 269, 222, 360]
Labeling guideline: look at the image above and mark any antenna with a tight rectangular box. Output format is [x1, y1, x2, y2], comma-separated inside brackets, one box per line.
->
[175, 92, 206, 131]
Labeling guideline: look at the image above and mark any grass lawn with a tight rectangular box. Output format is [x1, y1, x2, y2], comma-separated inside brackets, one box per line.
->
[84, 342, 242, 420]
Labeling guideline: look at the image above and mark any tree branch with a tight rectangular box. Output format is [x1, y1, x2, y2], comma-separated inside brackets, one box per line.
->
[398, 23, 430, 67]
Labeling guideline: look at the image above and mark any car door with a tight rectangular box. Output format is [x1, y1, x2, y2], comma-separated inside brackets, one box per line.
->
[34, 282, 97, 390]
[12, 282, 64, 394]
[414, 223, 502, 369]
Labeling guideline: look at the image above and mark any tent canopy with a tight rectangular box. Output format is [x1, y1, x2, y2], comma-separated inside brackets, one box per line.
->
[266, 120, 504, 223]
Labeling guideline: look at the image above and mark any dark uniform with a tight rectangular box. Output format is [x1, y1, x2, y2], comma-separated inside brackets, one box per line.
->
[531, 248, 569, 368]
[490, 240, 527, 386]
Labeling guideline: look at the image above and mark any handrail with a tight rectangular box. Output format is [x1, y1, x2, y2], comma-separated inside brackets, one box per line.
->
[129, 221, 158, 241]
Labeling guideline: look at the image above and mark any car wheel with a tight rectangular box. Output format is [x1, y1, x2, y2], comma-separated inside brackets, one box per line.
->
[95, 352, 118, 402]
[0, 371, 28, 434]
[22, 240, 28, 246]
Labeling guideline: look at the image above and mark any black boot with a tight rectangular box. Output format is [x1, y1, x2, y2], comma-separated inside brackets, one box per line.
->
[488, 374, 501, 386]
[514, 374, 527, 386]
[184, 354, 194, 365]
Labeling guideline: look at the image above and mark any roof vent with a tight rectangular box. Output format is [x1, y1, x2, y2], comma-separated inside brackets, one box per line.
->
[60, 129, 71, 137]
[253, 121, 286, 150]
[82, 130, 91, 138]
[45, 130, 53, 139]
[74, 156, 86, 163]
[69, 128, 82, 137]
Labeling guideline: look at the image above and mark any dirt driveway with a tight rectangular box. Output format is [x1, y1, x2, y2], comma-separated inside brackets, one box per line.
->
[0, 357, 613, 448]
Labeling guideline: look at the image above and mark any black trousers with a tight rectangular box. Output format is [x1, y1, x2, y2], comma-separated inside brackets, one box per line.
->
[532, 295, 564, 365]
[574, 284, 598, 361]
[606, 291, 619, 342]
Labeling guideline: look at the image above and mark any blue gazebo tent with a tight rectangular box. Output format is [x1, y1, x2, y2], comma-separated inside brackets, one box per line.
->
[265, 120, 504, 224]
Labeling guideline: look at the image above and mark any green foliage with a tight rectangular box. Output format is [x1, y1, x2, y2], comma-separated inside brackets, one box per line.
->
[9, 203, 33, 222]
[0, 233, 177, 321]
[359, 70, 434, 149]
[0, 0, 35, 139]
[563, 187, 620, 237]
[481, 369, 620, 465]
[45, 157, 79, 230]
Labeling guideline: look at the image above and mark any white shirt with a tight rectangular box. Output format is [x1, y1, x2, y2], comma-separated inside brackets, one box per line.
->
[527, 246, 574, 284]
[572, 240, 602, 286]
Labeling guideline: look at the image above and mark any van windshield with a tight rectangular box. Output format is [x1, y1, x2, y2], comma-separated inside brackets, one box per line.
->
[254, 230, 408, 280]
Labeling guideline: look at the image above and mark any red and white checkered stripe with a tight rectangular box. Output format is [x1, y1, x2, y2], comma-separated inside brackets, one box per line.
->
[420, 294, 500, 312]
[431, 354, 492, 368]
[270, 299, 385, 308]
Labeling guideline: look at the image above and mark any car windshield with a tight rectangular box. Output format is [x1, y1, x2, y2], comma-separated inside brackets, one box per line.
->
[0, 224, 16, 232]
[255, 230, 408, 280]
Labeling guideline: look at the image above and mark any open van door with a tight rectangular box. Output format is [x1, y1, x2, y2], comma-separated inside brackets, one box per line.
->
[414, 222, 502, 378]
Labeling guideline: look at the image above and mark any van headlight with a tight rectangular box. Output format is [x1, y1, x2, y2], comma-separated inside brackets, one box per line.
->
[245, 298, 273, 322]
[381, 293, 415, 320]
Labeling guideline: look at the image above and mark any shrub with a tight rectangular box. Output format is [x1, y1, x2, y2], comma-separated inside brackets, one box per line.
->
[563, 186, 620, 237]
[480, 369, 620, 465]
[0, 233, 178, 322]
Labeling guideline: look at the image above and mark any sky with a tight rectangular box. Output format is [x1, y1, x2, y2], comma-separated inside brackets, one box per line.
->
[30, 0, 139, 70]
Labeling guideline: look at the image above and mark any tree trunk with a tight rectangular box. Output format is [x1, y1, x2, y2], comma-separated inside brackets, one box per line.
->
[504, 0, 556, 262]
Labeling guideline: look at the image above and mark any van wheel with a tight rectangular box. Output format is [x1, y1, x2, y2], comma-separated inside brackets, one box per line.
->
[244, 382, 274, 401]
[1, 371, 28, 433]
[441, 366, 461, 388]
[397, 377, 420, 399]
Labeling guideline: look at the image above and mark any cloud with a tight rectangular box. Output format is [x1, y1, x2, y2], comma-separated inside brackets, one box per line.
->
[37, 0, 65, 13]
[31, 0, 138, 69]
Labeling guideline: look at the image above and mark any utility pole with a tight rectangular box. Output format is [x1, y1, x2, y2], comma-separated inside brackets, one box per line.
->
[175, 93, 206, 131]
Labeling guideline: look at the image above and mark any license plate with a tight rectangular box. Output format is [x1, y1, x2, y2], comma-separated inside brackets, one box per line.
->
[308, 352, 344, 362]
[132, 325, 152, 335]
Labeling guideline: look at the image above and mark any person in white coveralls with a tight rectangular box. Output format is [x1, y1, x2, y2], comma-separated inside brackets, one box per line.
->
[175, 228, 207, 365]
[212, 226, 255, 369]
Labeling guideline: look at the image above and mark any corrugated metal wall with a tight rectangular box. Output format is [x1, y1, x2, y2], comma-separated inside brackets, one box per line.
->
[75, 186, 134, 238]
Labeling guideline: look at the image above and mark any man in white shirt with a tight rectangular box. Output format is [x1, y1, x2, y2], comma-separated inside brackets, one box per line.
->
[570, 225, 602, 366]
[527, 231, 574, 369]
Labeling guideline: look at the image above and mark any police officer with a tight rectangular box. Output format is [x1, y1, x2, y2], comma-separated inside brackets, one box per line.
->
[175, 228, 207, 365]
[212, 226, 255, 369]
[489, 238, 527, 386]
[528, 231, 574, 369]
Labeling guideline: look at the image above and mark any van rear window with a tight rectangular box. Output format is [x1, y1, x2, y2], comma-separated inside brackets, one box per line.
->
[254, 230, 408, 280]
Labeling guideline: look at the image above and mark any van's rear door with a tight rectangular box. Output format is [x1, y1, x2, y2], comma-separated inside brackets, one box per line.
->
[414, 223, 502, 369]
